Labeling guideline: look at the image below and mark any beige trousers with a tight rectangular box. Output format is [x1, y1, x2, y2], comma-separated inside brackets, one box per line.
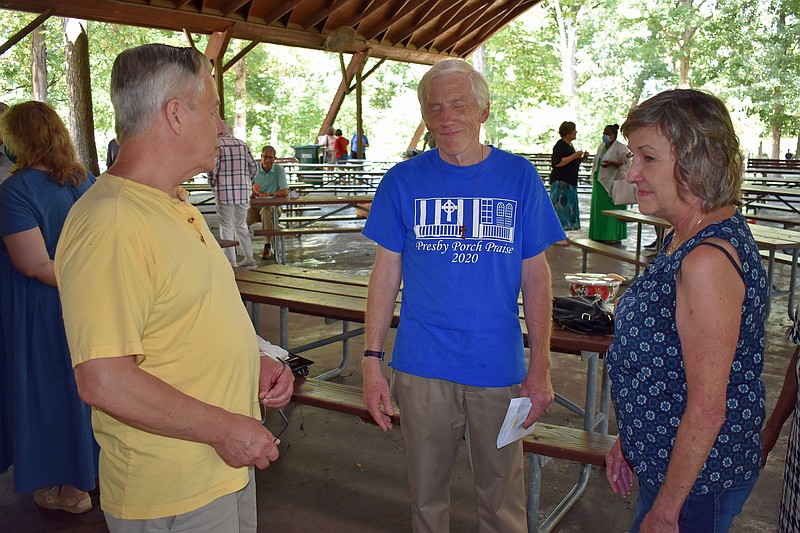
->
[392, 371, 527, 533]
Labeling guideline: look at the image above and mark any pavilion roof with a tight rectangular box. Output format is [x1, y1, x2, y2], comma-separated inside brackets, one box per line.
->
[1, 0, 541, 64]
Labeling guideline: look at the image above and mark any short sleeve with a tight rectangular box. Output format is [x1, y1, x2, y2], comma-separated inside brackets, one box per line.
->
[276, 165, 288, 189]
[362, 171, 405, 253]
[789, 305, 800, 345]
[0, 178, 38, 236]
[57, 221, 155, 365]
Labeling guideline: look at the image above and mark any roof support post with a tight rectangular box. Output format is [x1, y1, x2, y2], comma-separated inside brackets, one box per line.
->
[204, 27, 233, 118]
[318, 51, 369, 140]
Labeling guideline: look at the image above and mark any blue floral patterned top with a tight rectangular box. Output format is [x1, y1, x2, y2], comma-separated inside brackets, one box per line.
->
[607, 212, 767, 494]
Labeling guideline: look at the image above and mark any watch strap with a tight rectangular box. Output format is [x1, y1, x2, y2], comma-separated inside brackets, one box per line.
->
[363, 349, 385, 361]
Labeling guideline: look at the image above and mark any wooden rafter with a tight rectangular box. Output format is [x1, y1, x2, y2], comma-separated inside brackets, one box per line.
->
[222, 40, 259, 72]
[431, 3, 496, 53]
[365, 0, 417, 42]
[301, 0, 350, 31]
[221, 0, 252, 17]
[456, 1, 535, 57]
[0, 0, 541, 65]
[261, 0, 303, 26]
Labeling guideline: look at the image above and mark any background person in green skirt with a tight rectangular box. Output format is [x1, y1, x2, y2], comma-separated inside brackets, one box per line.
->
[589, 124, 630, 243]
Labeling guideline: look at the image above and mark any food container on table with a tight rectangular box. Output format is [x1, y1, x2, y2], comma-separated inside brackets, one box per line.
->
[564, 273, 625, 302]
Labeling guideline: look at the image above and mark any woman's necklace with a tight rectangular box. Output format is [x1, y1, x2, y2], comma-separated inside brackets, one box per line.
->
[437, 145, 485, 238]
[665, 214, 707, 256]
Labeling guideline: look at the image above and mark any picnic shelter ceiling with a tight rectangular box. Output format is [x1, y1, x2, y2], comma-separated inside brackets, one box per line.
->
[0, 0, 542, 65]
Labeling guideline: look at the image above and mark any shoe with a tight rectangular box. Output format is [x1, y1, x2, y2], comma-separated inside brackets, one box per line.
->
[261, 246, 273, 260]
[554, 239, 570, 246]
[239, 259, 258, 269]
[34, 486, 92, 514]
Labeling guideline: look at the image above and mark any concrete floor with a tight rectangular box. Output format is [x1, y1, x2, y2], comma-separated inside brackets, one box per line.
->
[0, 197, 793, 532]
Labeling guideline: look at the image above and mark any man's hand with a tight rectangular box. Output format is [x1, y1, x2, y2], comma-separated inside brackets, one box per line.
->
[362, 357, 394, 431]
[519, 373, 554, 428]
[211, 412, 280, 469]
[605, 436, 635, 496]
[259, 357, 294, 408]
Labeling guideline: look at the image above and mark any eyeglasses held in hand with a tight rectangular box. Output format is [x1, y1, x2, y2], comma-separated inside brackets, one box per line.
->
[256, 402, 289, 443]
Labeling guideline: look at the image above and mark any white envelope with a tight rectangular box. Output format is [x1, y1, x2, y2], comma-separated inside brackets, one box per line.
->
[496, 397, 537, 448]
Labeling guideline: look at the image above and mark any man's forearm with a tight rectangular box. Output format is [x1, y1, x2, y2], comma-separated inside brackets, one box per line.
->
[75, 357, 235, 447]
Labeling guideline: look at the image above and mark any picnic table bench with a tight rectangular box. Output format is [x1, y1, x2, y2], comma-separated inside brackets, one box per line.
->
[568, 237, 650, 274]
[251, 195, 372, 264]
[746, 158, 800, 177]
[290, 377, 616, 533]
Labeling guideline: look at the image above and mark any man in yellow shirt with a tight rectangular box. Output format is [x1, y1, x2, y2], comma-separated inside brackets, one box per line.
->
[55, 44, 293, 532]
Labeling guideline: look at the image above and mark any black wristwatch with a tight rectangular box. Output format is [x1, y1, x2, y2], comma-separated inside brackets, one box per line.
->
[363, 349, 385, 361]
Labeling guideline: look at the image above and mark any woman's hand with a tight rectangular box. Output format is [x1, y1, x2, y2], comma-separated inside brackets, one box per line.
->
[606, 436, 635, 495]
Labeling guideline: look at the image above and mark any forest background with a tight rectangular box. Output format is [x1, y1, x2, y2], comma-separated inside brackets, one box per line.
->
[1, 0, 799, 173]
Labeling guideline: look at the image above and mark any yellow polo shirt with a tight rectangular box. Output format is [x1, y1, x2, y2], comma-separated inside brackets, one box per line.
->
[56, 173, 259, 519]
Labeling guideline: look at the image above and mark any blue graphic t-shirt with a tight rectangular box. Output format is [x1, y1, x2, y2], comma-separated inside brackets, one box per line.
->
[363, 147, 565, 387]
[607, 212, 767, 494]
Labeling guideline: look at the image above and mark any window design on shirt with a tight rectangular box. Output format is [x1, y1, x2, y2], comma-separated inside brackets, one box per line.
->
[413, 197, 516, 242]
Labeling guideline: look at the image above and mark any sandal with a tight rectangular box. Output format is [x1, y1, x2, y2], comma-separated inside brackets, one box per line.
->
[34, 486, 92, 514]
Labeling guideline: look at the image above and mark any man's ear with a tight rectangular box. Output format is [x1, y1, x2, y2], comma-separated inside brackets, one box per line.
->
[480, 103, 490, 124]
[164, 99, 183, 134]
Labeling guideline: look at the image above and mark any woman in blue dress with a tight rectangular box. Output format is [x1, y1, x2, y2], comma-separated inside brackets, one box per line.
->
[0, 102, 97, 513]
[605, 90, 767, 532]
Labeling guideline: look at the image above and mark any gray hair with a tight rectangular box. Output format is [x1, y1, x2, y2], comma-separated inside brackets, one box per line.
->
[417, 59, 489, 114]
[621, 89, 742, 212]
[111, 44, 211, 143]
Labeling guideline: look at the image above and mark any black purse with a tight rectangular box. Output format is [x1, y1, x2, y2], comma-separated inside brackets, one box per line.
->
[552, 295, 614, 335]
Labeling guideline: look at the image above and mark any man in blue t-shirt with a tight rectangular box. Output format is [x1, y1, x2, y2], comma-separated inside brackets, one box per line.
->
[349, 131, 369, 159]
[361, 60, 565, 532]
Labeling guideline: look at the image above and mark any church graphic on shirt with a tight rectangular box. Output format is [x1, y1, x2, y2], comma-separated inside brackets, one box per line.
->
[414, 197, 516, 242]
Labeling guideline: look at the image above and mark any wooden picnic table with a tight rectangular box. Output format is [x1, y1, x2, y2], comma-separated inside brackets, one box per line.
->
[741, 184, 800, 215]
[603, 208, 800, 319]
[234, 263, 614, 531]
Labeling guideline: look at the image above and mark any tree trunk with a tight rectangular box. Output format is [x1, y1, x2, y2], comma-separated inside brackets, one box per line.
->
[771, 86, 782, 159]
[63, 18, 99, 176]
[233, 57, 247, 141]
[31, 23, 48, 103]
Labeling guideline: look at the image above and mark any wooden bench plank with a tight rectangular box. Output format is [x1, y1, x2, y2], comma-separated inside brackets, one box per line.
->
[291, 378, 615, 466]
[280, 215, 362, 223]
[568, 237, 650, 268]
[254, 226, 365, 237]
[745, 214, 800, 228]
[217, 239, 238, 249]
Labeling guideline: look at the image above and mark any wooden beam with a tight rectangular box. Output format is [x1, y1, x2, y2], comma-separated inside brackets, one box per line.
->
[0, 0, 458, 64]
[0, 10, 51, 57]
[414, 2, 473, 51]
[222, 40, 259, 73]
[262, 0, 304, 25]
[363, 0, 419, 42]
[318, 51, 369, 139]
[390, 2, 459, 46]
[407, 119, 425, 152]
[430, 5, 497, 53]
[183, 28, 196, 48]
[348, 57, 385, 92]
[456, 1, 537, 57]
[301, 0, 350, 31]
[341, 0, 393, 30]
[221, 0, 251, 17]
[204, 27, 233, 117]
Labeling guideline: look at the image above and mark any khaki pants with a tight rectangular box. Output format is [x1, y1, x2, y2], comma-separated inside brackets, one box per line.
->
[104, 469, 256, 533]
[247, 205, 280, 252]
[392, 371, 527, 533]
